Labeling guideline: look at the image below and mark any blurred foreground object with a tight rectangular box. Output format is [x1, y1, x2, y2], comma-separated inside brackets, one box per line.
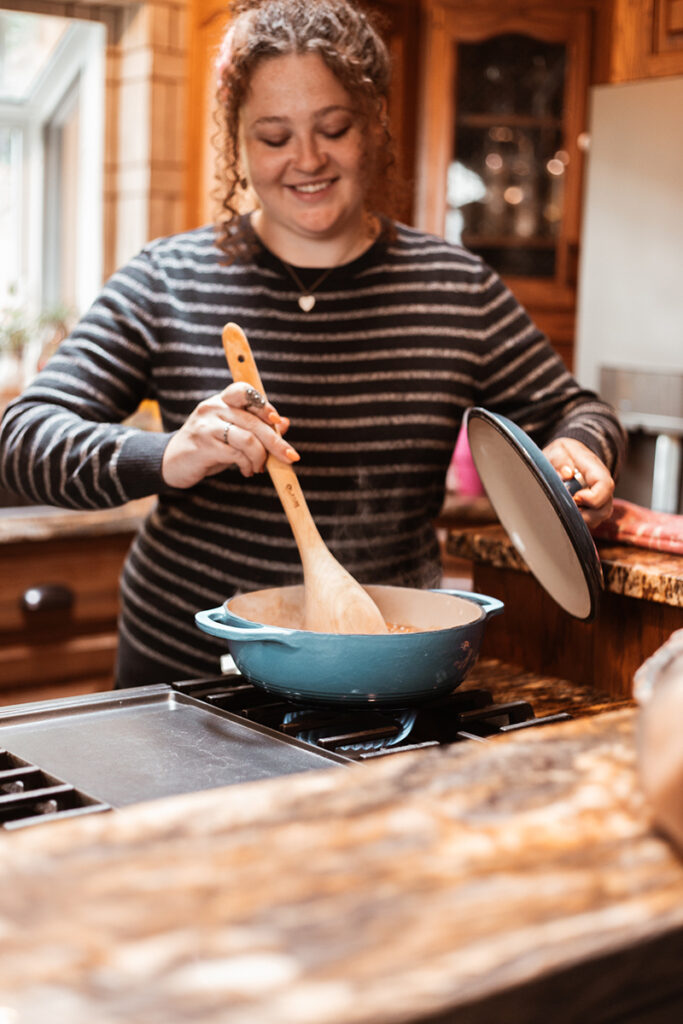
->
[634, 629, 683, 854]
[593, 499, 683, 554]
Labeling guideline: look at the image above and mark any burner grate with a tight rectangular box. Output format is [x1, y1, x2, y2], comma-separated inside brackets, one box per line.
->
[173, 676, 572, 761]
[0, 749, 110, 830]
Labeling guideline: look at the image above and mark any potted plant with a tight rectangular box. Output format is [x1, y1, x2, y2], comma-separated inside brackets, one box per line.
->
[1, 298, 75, 402]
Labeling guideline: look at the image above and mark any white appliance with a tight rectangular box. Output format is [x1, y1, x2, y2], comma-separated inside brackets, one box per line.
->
[575, 76, 683, 512]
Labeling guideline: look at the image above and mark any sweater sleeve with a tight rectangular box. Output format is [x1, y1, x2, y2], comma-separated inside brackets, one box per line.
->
[0, 250, 175, 509]
[472, 264, 627, 478]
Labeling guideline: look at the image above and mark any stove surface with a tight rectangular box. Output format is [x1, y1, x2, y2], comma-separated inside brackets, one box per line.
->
[1, 667, 573, 830]
[173, 671, 572, 761]
[0, 685, 348, 830]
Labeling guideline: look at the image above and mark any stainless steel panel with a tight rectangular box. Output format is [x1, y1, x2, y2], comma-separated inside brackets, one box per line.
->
[0, 685, 348, 808]
[600, 367, 683, 433]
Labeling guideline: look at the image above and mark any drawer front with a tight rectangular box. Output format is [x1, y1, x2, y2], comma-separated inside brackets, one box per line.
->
[0, 632, 118, 696]
[0, 534, 132, 636]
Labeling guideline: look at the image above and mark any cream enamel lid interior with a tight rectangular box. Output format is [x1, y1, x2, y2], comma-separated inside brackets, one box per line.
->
[467, 410, 602, 620]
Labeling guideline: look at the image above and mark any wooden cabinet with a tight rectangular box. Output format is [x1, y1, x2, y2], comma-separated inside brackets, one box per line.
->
[361, 0, 422, 225]
[185, 0, 233, 230]
[0, 506, 148, 706]
[471, 560, 682, 700]
[0, 531, 131, 704]
[415, 0, 598, 369]
[446, 522, 683, 700]
[594, 0, 683, 83]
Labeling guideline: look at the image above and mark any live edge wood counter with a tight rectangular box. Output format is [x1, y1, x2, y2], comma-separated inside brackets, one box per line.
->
[446, 523, 683, 699]
[1, 708, 682, 1024]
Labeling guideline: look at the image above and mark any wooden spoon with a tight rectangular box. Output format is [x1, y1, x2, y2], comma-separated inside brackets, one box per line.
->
[221, 323, 388, 635]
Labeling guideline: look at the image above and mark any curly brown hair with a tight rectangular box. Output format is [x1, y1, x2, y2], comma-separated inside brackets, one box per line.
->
[213, 0, 400, 262]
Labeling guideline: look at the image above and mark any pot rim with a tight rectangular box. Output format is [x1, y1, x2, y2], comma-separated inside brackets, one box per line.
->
[221, 584, 504, 637]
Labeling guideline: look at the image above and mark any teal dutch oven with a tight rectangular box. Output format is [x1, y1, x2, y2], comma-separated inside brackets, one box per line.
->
[195, 584, 503, 707]
[195, 408, 603, 707]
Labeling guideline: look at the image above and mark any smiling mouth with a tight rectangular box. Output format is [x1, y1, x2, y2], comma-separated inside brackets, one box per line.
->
[289, 179, 335, 195]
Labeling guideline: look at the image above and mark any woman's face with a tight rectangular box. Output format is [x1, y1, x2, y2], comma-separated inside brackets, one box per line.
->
[239, 52, 369, 255]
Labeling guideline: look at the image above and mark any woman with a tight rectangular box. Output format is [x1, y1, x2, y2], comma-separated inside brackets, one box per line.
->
[0, 0, 625, 687]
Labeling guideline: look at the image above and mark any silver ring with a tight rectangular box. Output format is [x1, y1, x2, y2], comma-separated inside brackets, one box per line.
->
[223, 423, 232, 446]
[244, 385, 266, 411]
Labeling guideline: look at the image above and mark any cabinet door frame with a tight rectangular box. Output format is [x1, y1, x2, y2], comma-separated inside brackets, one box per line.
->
[185, 0, 234, 230]
[415, 0, 593, 303]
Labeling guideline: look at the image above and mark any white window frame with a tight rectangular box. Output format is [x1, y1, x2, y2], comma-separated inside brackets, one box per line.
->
[0, 18, 105, 317]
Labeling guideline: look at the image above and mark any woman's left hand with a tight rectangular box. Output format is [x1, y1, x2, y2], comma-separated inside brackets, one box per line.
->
[542, 437, 615, 529]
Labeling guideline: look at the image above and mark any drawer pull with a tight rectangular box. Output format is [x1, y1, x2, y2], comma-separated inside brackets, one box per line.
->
[21, 584, 75, 614]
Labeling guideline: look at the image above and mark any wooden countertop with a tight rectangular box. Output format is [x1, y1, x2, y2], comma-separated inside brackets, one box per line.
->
[1, 699, 682, 1023]
[446, 522, 683, 609]
[0, 497, 155, 545]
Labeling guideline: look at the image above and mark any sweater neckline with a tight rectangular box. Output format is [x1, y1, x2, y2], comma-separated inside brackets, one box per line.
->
[242, 213, 389, 284]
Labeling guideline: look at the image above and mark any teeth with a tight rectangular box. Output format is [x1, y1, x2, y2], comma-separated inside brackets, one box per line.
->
[293, 181, 329, 194]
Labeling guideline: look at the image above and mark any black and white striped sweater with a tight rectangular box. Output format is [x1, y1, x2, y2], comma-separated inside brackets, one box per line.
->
[0, 220, 625, 683]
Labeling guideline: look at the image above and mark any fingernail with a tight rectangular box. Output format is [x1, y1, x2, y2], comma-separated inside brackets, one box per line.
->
[268, 412, 282, 425]
[285, 447, 300, 462]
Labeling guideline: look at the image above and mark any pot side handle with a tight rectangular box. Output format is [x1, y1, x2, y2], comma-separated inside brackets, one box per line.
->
[432, 589, 505, 620]
[195, 608, 300, 647]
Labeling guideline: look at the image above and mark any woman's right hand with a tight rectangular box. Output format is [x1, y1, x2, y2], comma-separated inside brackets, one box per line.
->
[161, 382, 299, 489]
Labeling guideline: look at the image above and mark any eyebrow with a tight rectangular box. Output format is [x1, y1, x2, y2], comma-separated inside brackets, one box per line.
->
[249, 104, 353, 129]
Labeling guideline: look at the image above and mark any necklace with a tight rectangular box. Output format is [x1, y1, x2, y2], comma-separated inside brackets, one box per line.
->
[277, 224, 378, 312]
[279, 261, 337, 313]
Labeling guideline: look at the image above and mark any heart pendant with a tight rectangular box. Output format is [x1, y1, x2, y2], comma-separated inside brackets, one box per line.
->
[298, 294, 315, 312]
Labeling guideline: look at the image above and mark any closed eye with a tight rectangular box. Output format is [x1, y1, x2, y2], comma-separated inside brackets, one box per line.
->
[322, 124, 351, 140]
[260, 136, 289, 148]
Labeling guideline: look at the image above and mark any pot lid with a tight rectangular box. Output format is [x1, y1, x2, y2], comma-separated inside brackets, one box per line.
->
[465, 407, 603, 621]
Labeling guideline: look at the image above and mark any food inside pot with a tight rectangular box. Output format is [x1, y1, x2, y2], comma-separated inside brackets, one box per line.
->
[226, 584, 484, 635]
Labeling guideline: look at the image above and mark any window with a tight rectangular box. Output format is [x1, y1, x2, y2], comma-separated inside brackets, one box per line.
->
[0, 10, 105, 384]
[0, 124, 23, 301]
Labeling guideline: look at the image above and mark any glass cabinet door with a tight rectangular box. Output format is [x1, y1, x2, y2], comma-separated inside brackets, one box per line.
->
[446, 33, 568, 279]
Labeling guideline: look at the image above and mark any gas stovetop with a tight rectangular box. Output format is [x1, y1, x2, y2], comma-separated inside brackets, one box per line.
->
[0, 672, 571, 830]
[173, 673, 572, 761]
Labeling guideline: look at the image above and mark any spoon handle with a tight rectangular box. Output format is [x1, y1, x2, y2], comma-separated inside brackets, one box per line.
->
[221, 322, 388, 635]
[221, 323, 323, 554]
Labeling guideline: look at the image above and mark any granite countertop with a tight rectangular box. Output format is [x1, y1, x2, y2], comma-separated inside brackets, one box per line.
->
[0, 496, 156, 545]
[446, 523, 683, 608]
[463, 656, 634, 717]
[1, 706, 682, 1023]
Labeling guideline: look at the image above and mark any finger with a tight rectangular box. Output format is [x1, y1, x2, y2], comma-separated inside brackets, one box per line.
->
[219, 421, 259, 477]
[220, 416, 299, 472]
[575, 482, 614, 517]
[220, 407, 299, 466]
[221, 382, 284, 428]
[580, 499, 614, 530]
[567, 457, 613, 507]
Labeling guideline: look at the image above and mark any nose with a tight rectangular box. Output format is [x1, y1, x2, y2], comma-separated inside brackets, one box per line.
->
[294, 132, 326, 173]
